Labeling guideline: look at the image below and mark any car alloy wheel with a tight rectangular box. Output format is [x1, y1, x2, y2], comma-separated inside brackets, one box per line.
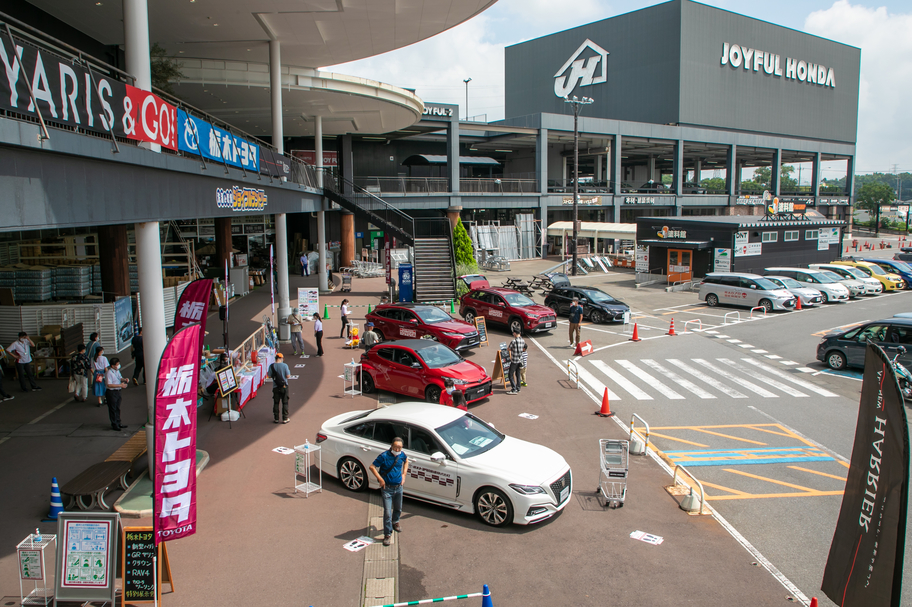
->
[759, 299, 772, 313]
[589, 310, 605, 324]
[361, 372, 376, 394]
[475, 487, 513, 527]
[339, 457, 367, 492]
[706, 293, 718, 307]
[464, 310, 476, 324]
[821, 291, 829, 304]
[826, 350, 847, 370]
[425, 384, 442, 403]
[509, 318, 524, 335]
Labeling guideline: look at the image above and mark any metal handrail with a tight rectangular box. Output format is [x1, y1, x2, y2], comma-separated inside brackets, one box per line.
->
[673, 465, 707, 513]
[567, 360, 580, 388]
[683, 319, 702, 332]
[723, 311, 741, 324]
[630, 414, 650, 453]
[323, 170, 416, 241]
[749, 306, 767, 319]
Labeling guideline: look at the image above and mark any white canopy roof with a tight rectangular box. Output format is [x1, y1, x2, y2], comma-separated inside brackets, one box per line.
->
[547, 222, 637, 241]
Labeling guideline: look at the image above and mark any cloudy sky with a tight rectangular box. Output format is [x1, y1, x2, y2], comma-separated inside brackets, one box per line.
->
[329, 0, 911, 177]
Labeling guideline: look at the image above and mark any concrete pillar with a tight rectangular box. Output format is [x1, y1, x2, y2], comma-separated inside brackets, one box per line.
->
[447, 117, 460, 193]
[536, 128, 548, 195]
[612, 134, 622, 196]
[269, 41, 283, 156]
[135, 221, 166, 474]
[727, 144, 737, 196]
[771, 149, 781, 196]
[98, 225, 130, 302]
[340, 212, 355, 271]
[648, 156, 657, 182]
[813, 152, 821, 198]
[674, 140, 683, 195]
[446, 207, 463, 231]
[846, 156, 855, 235]
[123, 0, 158, 152]
[695, 158, 702, 183]
[316, 116, 328, 292]
[215, 218, 232, 272]
[539, 198, 548, 258]
[269, 39, 292, 340]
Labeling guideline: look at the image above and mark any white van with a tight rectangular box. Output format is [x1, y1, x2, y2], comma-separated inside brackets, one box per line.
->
[763, 267, 850, 303]
[698, 273, 796, 312]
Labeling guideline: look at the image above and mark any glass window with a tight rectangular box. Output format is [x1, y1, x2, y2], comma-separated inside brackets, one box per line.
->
[344, 422, 374, 439]
[857, 324, 888, 342]
[414, 307, 453, 324]
[376, 348, 396, 361]
[502, 292, 535, 306]
[414, 344, 461, 369]
[579, 289, 618, 303]
[399, 310, 419, 323]
[408, 426, 444, 456]
[435, 414, 504, 458]
[784, 231, 799, 241]
[396, 350, 419, 367]
[805, 230, 819, 240]
[761, 232, 778, 243]
[373, 421, 411, 446]
[890, 326, 912, 345]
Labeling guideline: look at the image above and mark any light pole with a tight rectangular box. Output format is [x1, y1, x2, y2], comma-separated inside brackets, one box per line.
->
[463, 78, 472, 120]
[565, 95, 594, 276]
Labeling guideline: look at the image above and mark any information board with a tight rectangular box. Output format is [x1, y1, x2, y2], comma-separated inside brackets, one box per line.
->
[297, 287, 319, 318]
[474, 317, 488, 347]
[18, 549, 43, 580]
[215, 365, 239, 396]
[121, 526, 173, 605]
[54, 511, 119, 604]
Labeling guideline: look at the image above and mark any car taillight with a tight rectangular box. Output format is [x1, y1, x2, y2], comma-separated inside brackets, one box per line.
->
[316, 433, 327, 443]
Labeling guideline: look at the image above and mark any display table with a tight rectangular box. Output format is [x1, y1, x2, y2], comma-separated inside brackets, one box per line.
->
[236, 348, 275, 410]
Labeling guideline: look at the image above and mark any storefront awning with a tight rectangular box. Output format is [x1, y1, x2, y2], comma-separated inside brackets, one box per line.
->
[547, 222, 637, 241]
[639, 239, 713, 250]
[401, 154, 501, 166]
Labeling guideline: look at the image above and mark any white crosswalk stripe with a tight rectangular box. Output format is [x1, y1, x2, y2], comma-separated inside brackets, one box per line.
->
[641, 359, 717, 399]
[739, 358, 839, 397]
[574, 364, 622, 401]
[691, 359, 780, 397]
[715, 358, 808, 398]
[590, 360, 653, 400]
[615, 360, 684, 399]
[666, 359, 748, 399]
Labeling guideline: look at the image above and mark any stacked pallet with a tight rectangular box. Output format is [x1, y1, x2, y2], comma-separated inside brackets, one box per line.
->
[55, 265, 94, 298]
[15, 266, 54, 301]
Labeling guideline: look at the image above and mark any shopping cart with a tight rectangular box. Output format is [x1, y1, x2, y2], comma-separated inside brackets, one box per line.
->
[340, 272, 352, 292]
[597, 439, 628, 508]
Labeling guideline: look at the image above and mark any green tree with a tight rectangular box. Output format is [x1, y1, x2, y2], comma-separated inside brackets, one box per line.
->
[749, 165, 798, 191]
[856, 182, 895, 210]
[151, 42, 184, 96]
[453, 217, 476, 269]
[700, 177, 726, 194]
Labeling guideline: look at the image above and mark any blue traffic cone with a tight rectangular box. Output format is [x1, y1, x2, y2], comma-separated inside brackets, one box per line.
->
[44, 477, 64, 521]
[481, 584, 493, 607]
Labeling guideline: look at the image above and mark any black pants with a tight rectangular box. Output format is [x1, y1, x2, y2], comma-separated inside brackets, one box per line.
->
[106, 389, 123, 429]
[133, 356, 144, 382]
[273, 386, 288, 421]
[17, 362, 38, 391]
[315, 331, 324, 356]
[0, 371, 10, 397]
[340, 316, 350, 338]
[508, 362, 522, 392]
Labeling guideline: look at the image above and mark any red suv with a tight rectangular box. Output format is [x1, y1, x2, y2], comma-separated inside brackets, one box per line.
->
[365, 304, 481, 351]
[459, 280, 556, 335]
[359, 340, 492, 403]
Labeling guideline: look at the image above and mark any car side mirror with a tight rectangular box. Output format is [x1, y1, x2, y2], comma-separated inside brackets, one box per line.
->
[409, 318, 419, 324]
[579, 298, 588, 304]
[897, 346, 907, 355]
[430, 452, 446, 463]
[750, 285, 757, 289]
[411, 362, 422, 369]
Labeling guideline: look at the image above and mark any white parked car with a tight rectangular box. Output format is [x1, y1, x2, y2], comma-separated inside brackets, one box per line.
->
[763, 267, 850, 303]
[763, 276, 823, 307]
[316, 403, 573, 527]
[809, 264, 883, 295]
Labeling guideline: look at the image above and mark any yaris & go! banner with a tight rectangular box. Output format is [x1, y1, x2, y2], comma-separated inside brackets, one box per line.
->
[153, 323, 202, 545]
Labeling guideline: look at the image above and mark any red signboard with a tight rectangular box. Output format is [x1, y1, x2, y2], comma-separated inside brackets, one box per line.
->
[124, 85, 178, 150]
[384, 237, 391, 285]
[291, 150, 338, 167]
[174, 279, 213, 338]
[153, 324, 201, 545]
[574, 340, 594, 356]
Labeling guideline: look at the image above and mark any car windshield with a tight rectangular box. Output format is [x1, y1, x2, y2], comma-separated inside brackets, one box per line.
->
[415, 307, 454, 324]
[774, 277, 803, 289]
[435, 413, 505, 458]
[502, 292, 536, 306]
[810, 272, 837, 284]
[579, 290, 618, 304]
[820, 271, 847, 282]
[866, 264, 887, 276]
[839, 266, 867, 279]
[414, 344, 462, 369]
[888, 261, 912, 273]
[754, 278, 781, 290]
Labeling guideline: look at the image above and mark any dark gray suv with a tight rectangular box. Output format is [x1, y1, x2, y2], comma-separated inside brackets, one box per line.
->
[816, 318, 912, 370]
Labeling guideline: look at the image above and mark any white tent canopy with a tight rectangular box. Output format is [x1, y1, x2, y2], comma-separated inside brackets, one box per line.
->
[547, 222, 637, 242]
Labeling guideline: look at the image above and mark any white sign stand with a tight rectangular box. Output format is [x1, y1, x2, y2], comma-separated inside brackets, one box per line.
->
[294, 441, 323, 497]
[343, 360, 362, 397]
[18, 532, 56, 606]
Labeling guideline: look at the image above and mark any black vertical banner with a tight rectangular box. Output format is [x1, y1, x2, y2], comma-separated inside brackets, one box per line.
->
[822, 343, 909, 606]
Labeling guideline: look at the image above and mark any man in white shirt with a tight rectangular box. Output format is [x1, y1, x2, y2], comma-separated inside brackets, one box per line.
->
[9, 332, 40, 392]
[105, 357, 129, 431]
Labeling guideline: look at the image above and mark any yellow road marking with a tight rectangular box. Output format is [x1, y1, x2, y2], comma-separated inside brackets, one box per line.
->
[699, 481, 748, 495]
[837, 460, 851, 469]
[749, 426, 795, 439]
[707, 490, 844, 501]
[691, 429, 767, 445]
[647, 432, 710, 447]
[650, 423, 783, 430]
[787, 466, 847, 482]
[723, 468, 816, 492]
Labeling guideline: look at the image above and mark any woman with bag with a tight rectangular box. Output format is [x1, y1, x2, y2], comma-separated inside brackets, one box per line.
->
[93, 347, 109, 406]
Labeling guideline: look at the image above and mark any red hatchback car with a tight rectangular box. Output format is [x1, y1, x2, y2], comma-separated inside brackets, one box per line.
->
[359, 340, 492, 404]
[459, 282, 556, 335]
[365, 304, 481, 351]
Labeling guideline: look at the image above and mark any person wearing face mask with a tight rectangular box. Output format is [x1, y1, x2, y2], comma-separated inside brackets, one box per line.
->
[370, 437, 409, 547]
[93, 347, 109, 406]
[9, 332, 40, 392]
[104, 357, 129, 431]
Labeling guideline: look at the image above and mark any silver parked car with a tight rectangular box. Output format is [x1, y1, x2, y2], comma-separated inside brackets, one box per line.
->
[809, 263, 882, 295]
[763, 276, 823, 307]
[698, 272, 796, 312]
[763, 267, 850, 303]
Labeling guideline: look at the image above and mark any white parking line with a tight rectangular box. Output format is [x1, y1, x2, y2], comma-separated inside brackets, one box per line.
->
[765, 354, 781, 360]
[737, 344, 754, 348]
[752, 349, 768, 354]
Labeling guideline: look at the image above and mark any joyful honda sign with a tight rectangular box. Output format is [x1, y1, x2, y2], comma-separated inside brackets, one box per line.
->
[719, 42, 836, 88]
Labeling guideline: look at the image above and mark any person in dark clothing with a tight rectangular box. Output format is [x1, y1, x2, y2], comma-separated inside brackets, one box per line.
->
[568, 297, 584, 346]
[505, 329, 526, 395]
[70, 344, 92, 402]
[131, 327, 144, 385]
[105, 357, 129, 431]
[313, 313, 324, 356]
[340, 299, 351, 338]
[268, 353, 291, 423]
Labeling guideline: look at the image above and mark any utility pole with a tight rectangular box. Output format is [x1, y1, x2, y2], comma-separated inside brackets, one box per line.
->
[463, 78, 472, 120]
[565, 95, 594, 276]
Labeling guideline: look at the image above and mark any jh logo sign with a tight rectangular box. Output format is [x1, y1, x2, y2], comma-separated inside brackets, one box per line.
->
[554, 39, 608, 98]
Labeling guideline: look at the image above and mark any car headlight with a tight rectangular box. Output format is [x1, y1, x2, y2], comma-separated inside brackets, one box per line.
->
[442, 376, 468, 385]
[443, 332, 466, 337]
[509, 483, 546, 495]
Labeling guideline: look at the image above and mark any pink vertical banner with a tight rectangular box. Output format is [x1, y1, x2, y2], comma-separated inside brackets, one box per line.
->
[174, 278, 213, 335]
[153, 323, 201, 545]
[269, 244, 275, 315]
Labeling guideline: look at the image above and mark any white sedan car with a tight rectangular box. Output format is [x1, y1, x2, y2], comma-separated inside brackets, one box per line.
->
[316, 402, 573, 527]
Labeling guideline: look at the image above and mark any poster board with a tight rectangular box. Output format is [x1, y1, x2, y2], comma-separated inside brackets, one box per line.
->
[54, 511, 119, 605]
[215, 365, 239, 397]
[121, 526, 173, 605]
[474, 317, 488, 347]
[297, 287, 319, 318]
[490, 347, 508, 388]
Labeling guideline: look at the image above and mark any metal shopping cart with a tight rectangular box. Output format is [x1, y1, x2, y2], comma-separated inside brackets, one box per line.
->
[597, 439, 628, 508]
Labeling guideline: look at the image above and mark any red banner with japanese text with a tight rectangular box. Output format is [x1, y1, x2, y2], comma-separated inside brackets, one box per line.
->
[153, 323, 201, 545]
[124, 85, 178, 150]
[174, 279, 213, 336]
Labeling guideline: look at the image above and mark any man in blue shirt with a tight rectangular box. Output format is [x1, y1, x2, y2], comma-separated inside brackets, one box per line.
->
[568, 297, 584, 347]
[268, 353, 292, 424]
[370, 438, 409, 546]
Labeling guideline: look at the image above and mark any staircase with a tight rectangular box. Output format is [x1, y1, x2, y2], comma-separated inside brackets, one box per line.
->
[321, 171, 456, 303]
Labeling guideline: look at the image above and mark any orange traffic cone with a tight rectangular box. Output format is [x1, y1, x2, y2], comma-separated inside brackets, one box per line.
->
[630, 323, 642, 342]
[667, 318, 677, 336]
[809, 599, 817, 607]
[594, 388, 614, 417]
[795, 296, 802, 311]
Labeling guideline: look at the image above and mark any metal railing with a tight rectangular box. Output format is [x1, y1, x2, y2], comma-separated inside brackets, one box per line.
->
[460, 178, 539, 193]
[672, 465, 707, 514]
[353, 177, 539, 195]
[322, 170, 416, 244]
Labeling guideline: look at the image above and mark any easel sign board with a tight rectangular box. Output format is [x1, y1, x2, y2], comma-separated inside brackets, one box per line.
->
[216, 365, 239, 397]
[491, 349, 508, 388]
[54, 511, 119, 605]
[121, 526, 173, 605]
[474, 317, 488, 347]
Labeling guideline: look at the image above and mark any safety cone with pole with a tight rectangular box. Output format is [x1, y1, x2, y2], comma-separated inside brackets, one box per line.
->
[481, 584, 493, 607]
[594, 388, 615, 417]
[667, 318, 677, 336]
[629, 323, 642, 342]
[323, 304, 329, 319]
[43, 477, 64, 522]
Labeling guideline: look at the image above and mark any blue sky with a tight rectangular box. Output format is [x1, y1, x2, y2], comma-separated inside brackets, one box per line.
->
[330, 1, 912, 176]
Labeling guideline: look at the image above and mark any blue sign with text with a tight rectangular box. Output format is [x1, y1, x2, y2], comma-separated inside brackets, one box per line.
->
[177, 109, 259, 171]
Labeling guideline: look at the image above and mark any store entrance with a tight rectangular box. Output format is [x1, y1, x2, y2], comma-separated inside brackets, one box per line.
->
[667, 249, 692, 284]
